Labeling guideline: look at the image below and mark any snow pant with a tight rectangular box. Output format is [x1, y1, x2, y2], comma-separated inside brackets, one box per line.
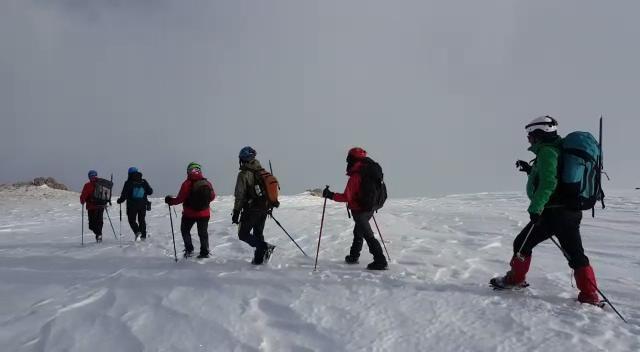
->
[509, 207, 599, 302]
[238, 210, 268, 259]
[350, 211, 386, 264]
[87, 208, 104, 238]
[181, 216, 209, 255]
[127, 207, 147, 238]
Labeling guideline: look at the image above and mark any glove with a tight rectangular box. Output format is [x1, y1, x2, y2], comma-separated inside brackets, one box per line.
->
[164, 195, 173, 205]
[322, 188, 335, 199]
[529, 212, 541, 224]
[516, 160, 532, 174]
[116, 198, 124, 204]
[231, 209, 240, 224]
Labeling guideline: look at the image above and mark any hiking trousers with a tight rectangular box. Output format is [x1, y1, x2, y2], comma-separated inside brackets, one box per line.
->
[127, 207, 147, 237]
[350, 211, 386, 264]
[237, 210, 268, 252]
[513, 207, 590, 269]
[87, 208, 104, 236]
[181, 216, 209, 254]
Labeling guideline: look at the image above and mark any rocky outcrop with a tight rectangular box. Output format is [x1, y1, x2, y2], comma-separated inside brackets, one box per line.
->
[6, 177, 69, 191]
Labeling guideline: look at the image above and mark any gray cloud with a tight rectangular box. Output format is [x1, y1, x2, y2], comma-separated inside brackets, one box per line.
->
[2, 0, 639, 197]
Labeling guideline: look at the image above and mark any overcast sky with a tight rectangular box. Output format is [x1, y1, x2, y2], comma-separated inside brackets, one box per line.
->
[1, 0, 639, 197]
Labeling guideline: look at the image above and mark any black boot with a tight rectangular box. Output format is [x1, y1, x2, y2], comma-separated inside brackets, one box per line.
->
[367, 261, 388, 270]
[183, 248, 194, 258]
[263, 244, 276, 263]
[345, 255, 359, 264]
[197, 251, 210, 259]
[252, 247, 265, 265]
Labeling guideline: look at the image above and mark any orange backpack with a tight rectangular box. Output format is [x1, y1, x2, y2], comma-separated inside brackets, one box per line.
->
[254, 169, 280, 208]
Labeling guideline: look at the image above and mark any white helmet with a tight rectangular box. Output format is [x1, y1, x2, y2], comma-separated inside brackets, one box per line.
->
[525, 115, 558, 134]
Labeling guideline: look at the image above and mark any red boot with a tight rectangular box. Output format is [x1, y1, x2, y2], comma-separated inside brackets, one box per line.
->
[575, 265, 600, 305]
[490, 255, 531, 289]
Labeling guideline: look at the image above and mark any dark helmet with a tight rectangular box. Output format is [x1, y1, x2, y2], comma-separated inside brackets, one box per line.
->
[239, 146, 257, 162]
[87, 170, 97, 179]
[347, 147, 367, 162]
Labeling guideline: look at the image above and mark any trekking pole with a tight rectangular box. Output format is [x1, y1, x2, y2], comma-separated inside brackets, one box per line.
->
[372, 215, 391, 261]
[269, 213, 309, 257]
[515, 222, 536, 261]
[81, 204, 84, 246]
[168, 205, 178, 262]
[104, 206, 118, 240]
[549, 236, 627, 323]
[314, 186, 329, 271]
[119, 203, 122, 245]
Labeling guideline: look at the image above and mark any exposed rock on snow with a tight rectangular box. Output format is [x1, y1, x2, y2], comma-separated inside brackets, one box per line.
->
[0, 178, 75, 200]
[2, 177, 69, 191]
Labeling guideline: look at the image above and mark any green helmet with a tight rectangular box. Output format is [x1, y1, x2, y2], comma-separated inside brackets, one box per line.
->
[187, 162, 202, 172]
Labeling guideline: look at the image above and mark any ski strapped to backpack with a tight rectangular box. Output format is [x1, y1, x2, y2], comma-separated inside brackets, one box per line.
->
[253, 169, 280, 209]
[558, 118, 605, 215]
[184, 179, 213, 211]
[92, 178, 113, 207]
[358, 157, 388, 211]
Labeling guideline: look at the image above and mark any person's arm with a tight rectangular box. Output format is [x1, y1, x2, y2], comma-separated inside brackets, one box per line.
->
[117, 181, 130, 203]
[528, 147, 559, 215]
[233, 173, 247, 212]
[333, 175, 357, 203]
[169, 180, 190, 206]
[208, 180, 216, 202]
[80, 183, 91, 204]
[143, 180, 153, 196]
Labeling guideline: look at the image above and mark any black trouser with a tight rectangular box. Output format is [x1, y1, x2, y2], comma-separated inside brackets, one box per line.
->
[350, 211, 386, 263]
[181, 216, 209, 254]
[87, 208, 104, 237]
[513, 207, 589, 269]
[238, 210, 268, 256]
[127, 207, 147, 237]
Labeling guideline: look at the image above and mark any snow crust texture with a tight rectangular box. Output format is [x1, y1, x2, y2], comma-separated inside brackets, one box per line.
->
[0, 188, 638, 352]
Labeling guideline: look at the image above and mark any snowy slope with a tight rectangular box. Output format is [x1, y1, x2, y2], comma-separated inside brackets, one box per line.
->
[0, 186, 639, 352]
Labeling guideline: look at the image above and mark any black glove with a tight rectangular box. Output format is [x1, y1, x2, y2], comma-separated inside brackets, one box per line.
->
[231, 209, 240, 224]
[516, 160, 532, 174]
[164, 195, 173, 205]
[322, 188, 335, 199]
[529, 212, 541, 224]
[116, 198, 124, 204]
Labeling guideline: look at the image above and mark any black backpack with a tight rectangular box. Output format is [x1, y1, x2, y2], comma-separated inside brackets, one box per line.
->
[92, 178, 113, 207]
[358, 158, 387, 211]
[184, 179, 213, 211]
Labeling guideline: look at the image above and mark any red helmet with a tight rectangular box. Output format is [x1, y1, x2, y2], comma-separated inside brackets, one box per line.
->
[347, 147, 367, 161]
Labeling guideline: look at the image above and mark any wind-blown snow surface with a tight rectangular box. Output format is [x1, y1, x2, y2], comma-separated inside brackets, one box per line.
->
[1, 186, 639, 352]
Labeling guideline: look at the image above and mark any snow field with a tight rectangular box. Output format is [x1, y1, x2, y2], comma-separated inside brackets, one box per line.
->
[0, 186, 639, 351]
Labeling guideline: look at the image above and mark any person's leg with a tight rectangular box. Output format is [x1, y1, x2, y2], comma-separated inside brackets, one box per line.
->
[354, 211, 386, 264]
[196, 217, 210, 255]
[180, 216, 196, 253]
[554, 209, 599, 303]
[127, 208, 140, 234]
[505, 213, 554, 284]
[237, 211, 265, 248]
[348, 214, 365, 261]
[138, 208, 147, 238]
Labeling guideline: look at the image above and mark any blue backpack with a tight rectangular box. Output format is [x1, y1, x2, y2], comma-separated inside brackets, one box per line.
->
[559, 132, 605, 211]
[131, 182, 146, 200]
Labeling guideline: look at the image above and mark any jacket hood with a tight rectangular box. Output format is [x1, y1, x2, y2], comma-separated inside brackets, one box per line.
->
[240, 159, 263, 172]
[128, 172, 143, 181]
[346, 160, 365, 176]
[528, 135, 562, 154]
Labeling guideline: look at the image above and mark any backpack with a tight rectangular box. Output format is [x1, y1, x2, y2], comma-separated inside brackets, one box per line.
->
[92, 178, 113, 207]
[253, 169, 280, 209]
[558, 131, 605, 211]
[358, 158, 387, 211]
[184, 179, 213, 211]
[131, 181, 146, 200]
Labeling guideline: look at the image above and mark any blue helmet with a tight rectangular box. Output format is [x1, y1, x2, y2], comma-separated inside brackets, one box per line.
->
[239, 146, 257, 162]
[88, 170, 97, 179]
[128, 167, 139, 174]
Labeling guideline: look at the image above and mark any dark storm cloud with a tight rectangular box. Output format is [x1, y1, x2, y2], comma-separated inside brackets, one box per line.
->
[1, 0, 639, 197]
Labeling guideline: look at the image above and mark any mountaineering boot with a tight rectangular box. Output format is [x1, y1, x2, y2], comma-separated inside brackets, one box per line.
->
[263, 244, 276, 263]
[135, 232, 142, 241]
[490, 255, 531, 289]
[366, 261, 388, 270]
[345, 255, 359, 264]
[575, 265, 601, 305]
[183, 249, 194, 258]
[96, 235, 102, 243]
[197, 251, 210, 259]
[252, 247, 265, 265]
